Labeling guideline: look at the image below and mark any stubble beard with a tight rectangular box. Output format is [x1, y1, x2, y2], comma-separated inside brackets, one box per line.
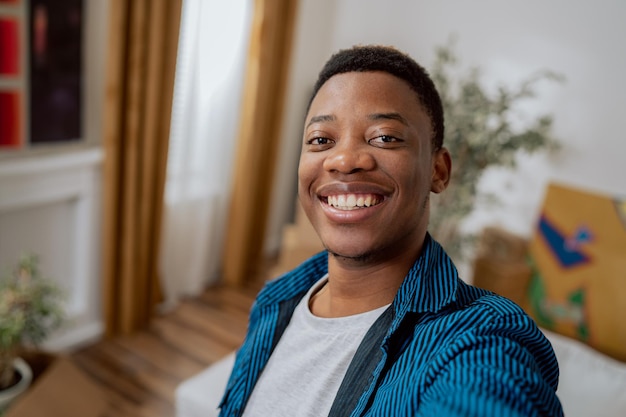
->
[327, 249, 375, 264]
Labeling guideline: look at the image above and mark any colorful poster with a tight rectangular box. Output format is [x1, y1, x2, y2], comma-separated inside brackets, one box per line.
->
[527, 183, 626, 361]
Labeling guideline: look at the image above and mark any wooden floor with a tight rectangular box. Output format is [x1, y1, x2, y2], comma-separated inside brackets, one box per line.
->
[71, 281, 264, 417]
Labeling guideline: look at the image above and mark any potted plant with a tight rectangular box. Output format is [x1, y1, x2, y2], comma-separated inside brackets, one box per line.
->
[0, 254, 65, 410]
[428, 40, 563, 264]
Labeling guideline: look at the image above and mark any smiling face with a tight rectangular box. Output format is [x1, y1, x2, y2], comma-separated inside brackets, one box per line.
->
[298, 71, 450, 264]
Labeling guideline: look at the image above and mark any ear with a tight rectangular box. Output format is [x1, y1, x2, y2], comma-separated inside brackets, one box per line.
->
[430, 147, 451, 194]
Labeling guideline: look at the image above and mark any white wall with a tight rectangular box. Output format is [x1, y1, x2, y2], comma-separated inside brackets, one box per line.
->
[267, 0, 626, 255]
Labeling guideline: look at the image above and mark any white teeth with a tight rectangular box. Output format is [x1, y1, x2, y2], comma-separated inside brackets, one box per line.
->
[326, 194, 380, 210]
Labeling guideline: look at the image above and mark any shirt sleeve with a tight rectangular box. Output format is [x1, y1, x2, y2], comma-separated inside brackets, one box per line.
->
[417, 312, 564, 417]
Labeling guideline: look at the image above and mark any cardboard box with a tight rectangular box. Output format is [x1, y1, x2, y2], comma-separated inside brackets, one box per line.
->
[472, 227, 532, 308]
[5, 352, 107, 417]
[271, 201, 324, 278]
[526, 182, 626, 361]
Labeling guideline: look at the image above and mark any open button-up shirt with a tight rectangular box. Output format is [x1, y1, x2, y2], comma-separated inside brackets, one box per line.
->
[218, 235, 563, 417]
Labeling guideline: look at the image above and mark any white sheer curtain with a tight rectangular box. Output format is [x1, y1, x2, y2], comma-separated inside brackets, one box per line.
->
[160, 0, 252, 308]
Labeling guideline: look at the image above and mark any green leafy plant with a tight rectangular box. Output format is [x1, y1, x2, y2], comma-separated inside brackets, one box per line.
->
[428, 41, 563, 263]
[0, 254, 65, 390]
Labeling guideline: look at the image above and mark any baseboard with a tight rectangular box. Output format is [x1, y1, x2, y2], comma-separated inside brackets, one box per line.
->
[43, 321, 105, 352]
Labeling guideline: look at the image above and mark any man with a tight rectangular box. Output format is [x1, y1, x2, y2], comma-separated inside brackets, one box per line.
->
[219, 45, 563, 417]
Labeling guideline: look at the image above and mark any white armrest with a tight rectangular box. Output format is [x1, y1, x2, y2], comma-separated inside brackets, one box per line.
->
[175, 352, 236, 417]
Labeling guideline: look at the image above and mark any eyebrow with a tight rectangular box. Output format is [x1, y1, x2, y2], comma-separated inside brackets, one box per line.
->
[306, 114, 335, 128]
[368, 112, 409, 126]
[305, 112, 409, 128]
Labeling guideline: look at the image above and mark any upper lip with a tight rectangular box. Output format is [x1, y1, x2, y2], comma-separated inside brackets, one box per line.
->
[315, 181, 392, 198]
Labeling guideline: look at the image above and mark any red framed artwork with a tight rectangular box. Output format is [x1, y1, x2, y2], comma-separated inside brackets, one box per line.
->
[1, 5, 23, 150]
[0, 0, 83, 151]
[0, 17, 20, 76]
[0, 90, 22, 148]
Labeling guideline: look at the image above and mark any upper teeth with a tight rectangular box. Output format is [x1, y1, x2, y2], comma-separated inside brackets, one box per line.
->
[327, 194, 380, 210]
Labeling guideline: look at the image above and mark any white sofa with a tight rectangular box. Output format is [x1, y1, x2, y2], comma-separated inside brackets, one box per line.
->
[175, 329, 626, 417]
[542, 329, 626, 417]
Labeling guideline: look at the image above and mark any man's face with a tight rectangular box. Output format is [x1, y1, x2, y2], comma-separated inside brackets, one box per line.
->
[298, 71, 450, 262]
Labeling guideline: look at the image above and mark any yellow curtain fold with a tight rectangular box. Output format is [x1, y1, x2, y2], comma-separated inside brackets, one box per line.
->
[222, 0, 299, 287]
[102, 0, 182, 336]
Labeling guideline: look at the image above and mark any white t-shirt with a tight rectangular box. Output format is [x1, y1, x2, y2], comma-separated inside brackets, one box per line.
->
[242, 275, 389, 417]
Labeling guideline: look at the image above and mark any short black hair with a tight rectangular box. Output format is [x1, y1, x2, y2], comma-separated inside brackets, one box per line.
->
[308, 45, 444, 150]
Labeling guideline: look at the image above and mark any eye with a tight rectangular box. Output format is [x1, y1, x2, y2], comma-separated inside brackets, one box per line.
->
[368, 135, 402, 147]
[307, 137, 333, 145]
[305, 137, 335, 151]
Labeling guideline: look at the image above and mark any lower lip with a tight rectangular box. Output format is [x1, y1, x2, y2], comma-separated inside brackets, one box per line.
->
[319, 199, 384, 223]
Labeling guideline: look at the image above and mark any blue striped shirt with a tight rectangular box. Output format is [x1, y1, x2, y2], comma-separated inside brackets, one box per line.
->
[219, 235, 563, 416]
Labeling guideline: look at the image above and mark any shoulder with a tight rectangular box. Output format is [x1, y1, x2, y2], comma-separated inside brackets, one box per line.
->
[451, 279, 531, 324]
[411, 279, 557, 380]
[372, 282, 562, 415]
[420, 282, 559, 386]
[447, 282, 551, 356]
[408, 285, 562, 415]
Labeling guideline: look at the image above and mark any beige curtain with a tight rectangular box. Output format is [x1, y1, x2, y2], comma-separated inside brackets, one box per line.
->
[102, 0, 182, 336]
[222, 0, 299, 287]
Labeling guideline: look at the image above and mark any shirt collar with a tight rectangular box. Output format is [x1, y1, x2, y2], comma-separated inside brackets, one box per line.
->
[255, 250, 328, 307]
[255, 234, 459, 314]
[392, 234, 460, 316]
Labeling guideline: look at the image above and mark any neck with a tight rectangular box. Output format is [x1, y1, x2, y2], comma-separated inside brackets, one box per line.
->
[310, 239, 425, 318]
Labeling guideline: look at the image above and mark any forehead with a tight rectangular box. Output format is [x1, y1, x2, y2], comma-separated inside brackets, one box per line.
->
[307, 71, 425, 119]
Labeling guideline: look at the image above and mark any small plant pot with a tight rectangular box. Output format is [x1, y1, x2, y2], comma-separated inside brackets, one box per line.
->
[0, 358, 33, 411]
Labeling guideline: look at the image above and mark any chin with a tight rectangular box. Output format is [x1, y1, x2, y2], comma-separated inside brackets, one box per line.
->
[323, 240, 379, 263]
[326, 249, 372, 263]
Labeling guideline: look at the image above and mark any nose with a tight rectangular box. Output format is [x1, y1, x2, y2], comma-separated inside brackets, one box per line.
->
[322, 139, 376, 174]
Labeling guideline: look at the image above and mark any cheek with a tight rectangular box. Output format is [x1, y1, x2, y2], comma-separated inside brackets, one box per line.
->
[385, 155, 420, 181]
[297, 155, 317, 194]
[397, 158, 433, 196]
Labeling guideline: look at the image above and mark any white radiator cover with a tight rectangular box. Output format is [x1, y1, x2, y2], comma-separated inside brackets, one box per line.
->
[0, 148, 104, 351]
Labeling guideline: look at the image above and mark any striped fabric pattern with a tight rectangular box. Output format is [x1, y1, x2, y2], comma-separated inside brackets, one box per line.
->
[219, 235, 563, 417]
